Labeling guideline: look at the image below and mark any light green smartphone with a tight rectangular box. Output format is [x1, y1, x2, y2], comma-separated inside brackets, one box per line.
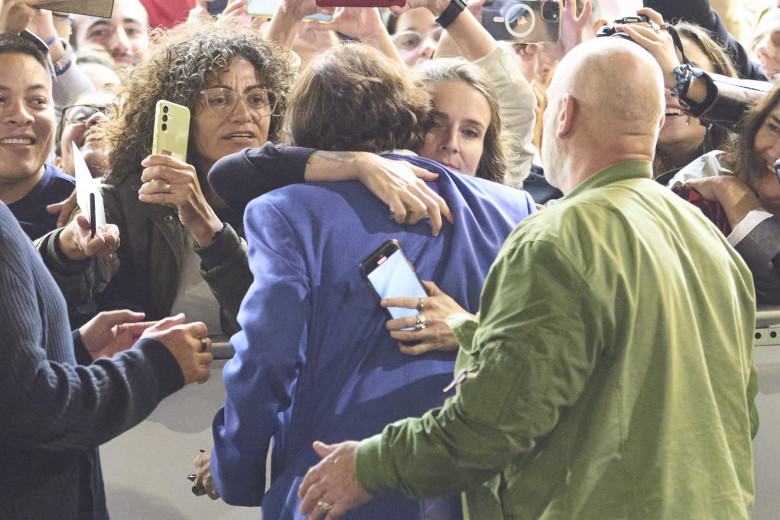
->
[152, 100, 190, 162]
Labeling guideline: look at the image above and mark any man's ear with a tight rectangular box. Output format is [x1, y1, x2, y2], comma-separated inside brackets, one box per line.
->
[556, 94, 576, 138]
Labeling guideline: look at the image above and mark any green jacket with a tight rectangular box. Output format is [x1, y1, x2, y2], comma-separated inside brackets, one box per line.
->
[36, 170, 250, 335]
[356, 161, 757, 520]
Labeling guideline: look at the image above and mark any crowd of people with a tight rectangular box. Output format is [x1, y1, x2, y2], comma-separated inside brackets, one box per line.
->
[1, 0, 779, 518]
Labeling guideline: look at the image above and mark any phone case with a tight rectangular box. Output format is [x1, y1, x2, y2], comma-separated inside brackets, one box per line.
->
[481, 0, 560, 42]
[152, 100, 190, 162]
[315, 0, 405, 7]
[360, 239, 427, 322]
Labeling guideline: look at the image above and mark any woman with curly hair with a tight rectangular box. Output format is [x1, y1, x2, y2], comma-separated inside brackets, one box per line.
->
[37, 17, 297, 335]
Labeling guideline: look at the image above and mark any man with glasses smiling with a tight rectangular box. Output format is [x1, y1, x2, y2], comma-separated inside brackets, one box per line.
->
[54, 94, 114, 179]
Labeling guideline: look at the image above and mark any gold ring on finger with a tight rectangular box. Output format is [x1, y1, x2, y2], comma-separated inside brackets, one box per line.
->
[318, 500, 333, 512]
[416, 297, 425, 312]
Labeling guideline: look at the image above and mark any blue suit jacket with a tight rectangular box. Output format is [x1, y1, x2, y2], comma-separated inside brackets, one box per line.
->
[211, 155, 535, 519]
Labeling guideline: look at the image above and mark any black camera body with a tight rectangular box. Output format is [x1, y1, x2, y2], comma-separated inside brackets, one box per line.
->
[596, 14, 652, 41]
[481, 0, 560, 42]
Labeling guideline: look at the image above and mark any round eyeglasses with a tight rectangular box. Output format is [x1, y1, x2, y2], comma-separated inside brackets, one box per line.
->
[199, 87, 278, 117]
[391, 28, 444, 52]
[62, 104, 110, 125]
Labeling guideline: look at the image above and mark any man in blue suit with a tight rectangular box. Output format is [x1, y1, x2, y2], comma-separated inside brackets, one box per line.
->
[205, 43, 536, 519]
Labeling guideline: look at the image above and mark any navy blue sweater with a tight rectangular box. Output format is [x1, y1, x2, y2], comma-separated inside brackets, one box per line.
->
[0, 201, 184, 519]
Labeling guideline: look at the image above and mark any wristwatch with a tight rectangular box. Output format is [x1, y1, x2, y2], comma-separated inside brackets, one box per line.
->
[671, 63, 704, 98]
[53, 40, 73, 76]
[435, 0, 467, 29]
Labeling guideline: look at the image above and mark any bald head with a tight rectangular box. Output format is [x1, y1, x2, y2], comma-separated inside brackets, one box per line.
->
[551, 38, 664, 130]
[542, 38, 665, 193]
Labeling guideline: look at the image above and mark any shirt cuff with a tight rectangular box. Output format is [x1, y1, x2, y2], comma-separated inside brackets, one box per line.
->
[728, 209, 773, 247]
[445, 312, 478, 351]
[194, 223, 242, 271]
[355, 434, 391, 496]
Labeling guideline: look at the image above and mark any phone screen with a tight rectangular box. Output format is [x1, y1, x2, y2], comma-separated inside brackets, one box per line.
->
[364, 244, 427, 322]
[246, 0, 332, 22]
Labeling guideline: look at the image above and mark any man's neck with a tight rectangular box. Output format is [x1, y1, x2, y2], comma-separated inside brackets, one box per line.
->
[0, 165, 46, 205]
[559, 151, 653, 195]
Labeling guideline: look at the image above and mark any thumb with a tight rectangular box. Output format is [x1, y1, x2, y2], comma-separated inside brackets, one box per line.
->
[148, 313, 187, 331]
[75, 214, 92, 230]
[313, 441, 336, 458]
[46, 202, 64, 214]
[110, 309, 146, 321]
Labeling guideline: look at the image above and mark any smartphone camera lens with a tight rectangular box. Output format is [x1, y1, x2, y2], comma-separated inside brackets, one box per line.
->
[161, 123, 168, 132]
[542, 2, 559, 20]
[162, 115, 168, 122]
[163, 105, 169, 113]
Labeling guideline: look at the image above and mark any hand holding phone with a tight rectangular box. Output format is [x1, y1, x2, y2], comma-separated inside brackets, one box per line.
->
[360, 240, 427, 328]
[481, 0, 560, 42]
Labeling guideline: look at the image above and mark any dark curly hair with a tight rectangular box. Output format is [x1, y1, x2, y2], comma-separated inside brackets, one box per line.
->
[280, 42, 431, 152]
[102, 17, 295, 184]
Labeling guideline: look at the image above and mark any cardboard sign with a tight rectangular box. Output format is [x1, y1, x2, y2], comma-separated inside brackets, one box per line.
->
[38, 0, 114, 19]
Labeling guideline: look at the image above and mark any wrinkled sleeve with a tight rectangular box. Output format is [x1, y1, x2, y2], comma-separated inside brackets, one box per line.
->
[210, 197, 311, 506]
[195, 223, 250, 335]
[0, 237, 183, 450]
[356, 238, 600, 498]
[208, 143, 314, 215]
[474, 47, 537, 187]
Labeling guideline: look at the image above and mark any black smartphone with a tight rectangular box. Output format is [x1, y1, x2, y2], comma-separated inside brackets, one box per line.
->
[775, 159, 780, 182]
[89, 192, 96, 238]
[360, 240, 427, 326]
[207, 0, 228, 15]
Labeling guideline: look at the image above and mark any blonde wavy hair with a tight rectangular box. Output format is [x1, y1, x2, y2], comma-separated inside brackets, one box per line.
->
[102, 17, 295, 185]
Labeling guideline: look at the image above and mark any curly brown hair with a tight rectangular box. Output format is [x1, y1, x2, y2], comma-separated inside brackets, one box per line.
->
[102, 17, 295, 185]
[280, 42, 431, 152]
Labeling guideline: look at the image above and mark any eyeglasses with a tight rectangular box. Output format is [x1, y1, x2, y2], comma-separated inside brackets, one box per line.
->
[391, 28, 444, 52]
[62, 104, 110, 125]
[199, 87, 278, 117]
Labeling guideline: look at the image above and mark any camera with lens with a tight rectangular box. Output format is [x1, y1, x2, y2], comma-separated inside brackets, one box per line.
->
[481, 0, 560, 42]
[596, 14, 653, 41]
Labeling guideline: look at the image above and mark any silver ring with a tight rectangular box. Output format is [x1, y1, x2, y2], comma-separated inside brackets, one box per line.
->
[416, 298, 425, 312]
[164, 181, 172, 193]
[199, 338, 208, 353]
[414, 314, 427, 331]
[317, 500, 333, 512]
